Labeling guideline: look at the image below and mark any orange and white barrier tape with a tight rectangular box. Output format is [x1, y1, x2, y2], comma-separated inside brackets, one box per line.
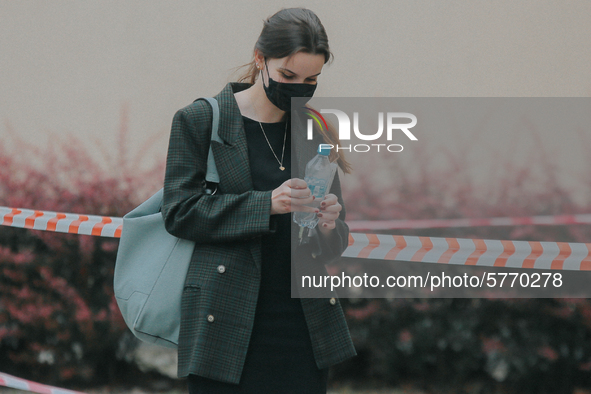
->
[0, 207, 122, 238]
[3, 204, 589, 239]
[2, 205, 591, 271]
[0, 372, 87, 394]
[347, 214, 591, 231]
[344, 233, 591, 271]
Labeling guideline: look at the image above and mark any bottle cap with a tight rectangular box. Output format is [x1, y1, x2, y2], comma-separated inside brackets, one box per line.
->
[317, 144, 331, 156]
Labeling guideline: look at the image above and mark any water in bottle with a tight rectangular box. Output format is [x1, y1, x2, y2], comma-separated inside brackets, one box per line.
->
[293, 144, 337, 229]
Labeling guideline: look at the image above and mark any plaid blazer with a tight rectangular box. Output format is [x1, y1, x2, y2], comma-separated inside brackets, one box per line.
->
[162, 82, 356, 384]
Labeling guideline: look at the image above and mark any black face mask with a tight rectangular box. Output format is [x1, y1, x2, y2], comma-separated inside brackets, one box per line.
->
[262, 61, 317, 112]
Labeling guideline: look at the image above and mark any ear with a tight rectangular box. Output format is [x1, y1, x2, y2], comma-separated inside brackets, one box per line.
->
[254, 49, 265, 69]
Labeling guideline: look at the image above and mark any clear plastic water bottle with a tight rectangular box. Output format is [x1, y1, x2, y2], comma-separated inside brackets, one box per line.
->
[293, 144, 337, 229]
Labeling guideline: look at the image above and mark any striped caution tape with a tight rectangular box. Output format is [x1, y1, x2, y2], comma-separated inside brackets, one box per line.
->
[2, 205, 591, 270]
[3, 205, 590, 239]
[343, 233, 591, 271]
[0, 207, 122, 238]
[0, 372, 87, 394]
[347, 213, 591, 231]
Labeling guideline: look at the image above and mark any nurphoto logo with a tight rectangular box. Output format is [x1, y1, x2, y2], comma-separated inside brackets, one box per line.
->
[305, 107, 418, 153]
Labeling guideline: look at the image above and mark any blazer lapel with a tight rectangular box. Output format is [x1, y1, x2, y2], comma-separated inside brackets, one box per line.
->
[209, 84, 262, 272]
[210, 83, 253, 194]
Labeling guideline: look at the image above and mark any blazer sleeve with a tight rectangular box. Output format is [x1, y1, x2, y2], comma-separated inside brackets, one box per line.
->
[161, 102, 273, 244]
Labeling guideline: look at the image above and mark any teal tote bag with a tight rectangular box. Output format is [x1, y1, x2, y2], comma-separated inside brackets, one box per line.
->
[114, 97, 220, 348]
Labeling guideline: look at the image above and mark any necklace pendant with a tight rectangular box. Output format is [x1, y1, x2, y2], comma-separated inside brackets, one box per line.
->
[279, 166, 285, 171]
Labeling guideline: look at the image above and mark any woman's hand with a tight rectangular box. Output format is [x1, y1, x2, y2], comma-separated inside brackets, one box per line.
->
[317, 193, 342, 235]
[271, 178, 318, 215]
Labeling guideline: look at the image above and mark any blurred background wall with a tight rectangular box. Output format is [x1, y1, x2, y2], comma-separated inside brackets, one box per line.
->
[1, 0, 590, 176]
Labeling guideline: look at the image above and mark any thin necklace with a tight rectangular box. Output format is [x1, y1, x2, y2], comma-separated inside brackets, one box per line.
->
[253, 101, 287, 171]
[258, 120, 287, 171]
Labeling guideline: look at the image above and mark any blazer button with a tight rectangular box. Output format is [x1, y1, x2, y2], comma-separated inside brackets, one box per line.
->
[207, 314, 215, 323]
[329, 298, 337, 305]
[217, 265, 226, 274]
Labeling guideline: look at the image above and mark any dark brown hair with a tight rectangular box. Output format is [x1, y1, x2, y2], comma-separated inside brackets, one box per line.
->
[238, 8, 332, 84]
[237, 8, 351, 173]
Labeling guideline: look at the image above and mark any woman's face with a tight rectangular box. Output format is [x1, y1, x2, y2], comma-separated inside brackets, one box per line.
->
[258, 51, 326, 86]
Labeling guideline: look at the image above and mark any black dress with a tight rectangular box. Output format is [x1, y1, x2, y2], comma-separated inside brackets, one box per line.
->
[187, 116, 328, 393]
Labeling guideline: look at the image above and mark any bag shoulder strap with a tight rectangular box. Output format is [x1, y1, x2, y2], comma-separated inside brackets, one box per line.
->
[199, 97, 220, 184]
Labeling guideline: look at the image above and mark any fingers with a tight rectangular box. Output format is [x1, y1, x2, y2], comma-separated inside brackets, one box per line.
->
[271, 181, 294, 215]
[289, 178, 314, 205]
[318, 220, 336, 231]
[317, 211, 339, 223]
[318, 210, 338, 229]
[291, 204, 320, 214]
[317, 193, 341, 229]
[286, 178, 308, 190]
[291, 187, 314, 200]
[273, 181, 342, 218]
[273, 178, 315, 215]
[319, 193, 338, 208]
[319, 194, 341, 215]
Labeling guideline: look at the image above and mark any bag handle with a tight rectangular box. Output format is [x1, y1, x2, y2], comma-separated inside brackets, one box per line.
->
[194, 97, 220, 195]
[202, 97, 221, 184]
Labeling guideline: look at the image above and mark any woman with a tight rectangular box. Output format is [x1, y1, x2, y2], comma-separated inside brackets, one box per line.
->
[162, 8, 356, 393]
